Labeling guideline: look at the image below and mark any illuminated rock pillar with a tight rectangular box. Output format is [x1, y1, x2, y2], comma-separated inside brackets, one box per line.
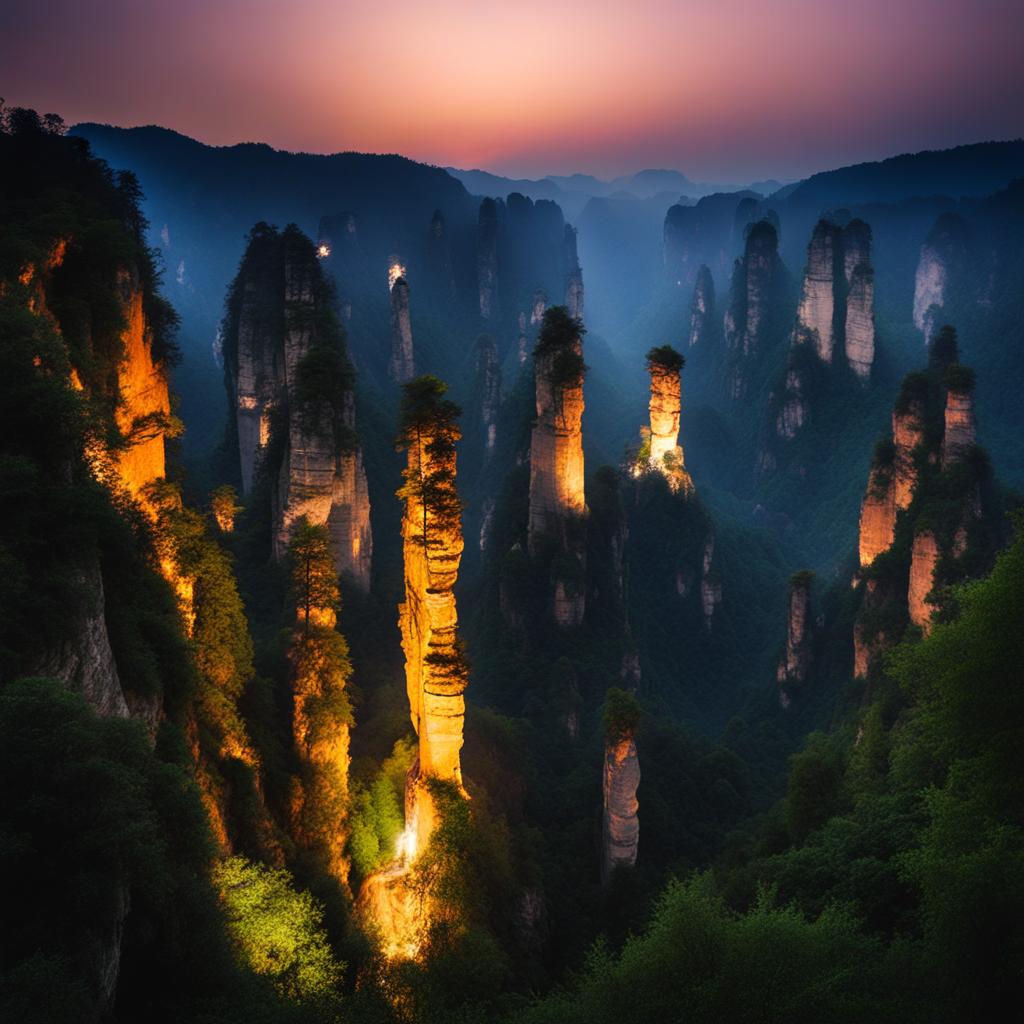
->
[602, 733, 640, 878]
[389, 262, 415, 384]
[397, 378, 468, 853]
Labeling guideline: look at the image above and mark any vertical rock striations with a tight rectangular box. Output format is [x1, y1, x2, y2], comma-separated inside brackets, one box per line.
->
[908, 530, 939, 633]
[397, 377, 468, 852]
[777, 572, 813, 701]
[843, 219, 875, 381]
[941, 367, 976, 468]
[687, 265, 714, 348]
[388, 263, 415, 384]
[478, 198, 499, 319]
[564, 225, 584, 321]
[474, 334, 501, 456]
[225, 224, 372, 588]
[602, 690, 640, 880]
[528, 308, 587, 626]
[724, 220, 781, 399]
[794, 220, 840, 363]
[913, 214, 968, 343]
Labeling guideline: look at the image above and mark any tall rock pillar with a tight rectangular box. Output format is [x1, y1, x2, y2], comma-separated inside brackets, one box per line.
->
[528, 307, 587, 626]
[388, 260, 415, 384]
[397, 377, 468, 853]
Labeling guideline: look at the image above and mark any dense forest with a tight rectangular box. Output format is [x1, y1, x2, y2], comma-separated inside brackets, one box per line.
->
[1, 103, 1023, 1024]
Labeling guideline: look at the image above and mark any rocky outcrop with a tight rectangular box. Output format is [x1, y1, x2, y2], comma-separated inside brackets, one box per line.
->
[794, 220, 840, 363]
[474, 334, 501, 455]
[397, 377, 467, 852]
[531, 289, 547, 326]
[724, 220, 780, 399]
[602, 735, 640, 878]
[893, 396, 926, 510]
[528, 308, 587, 626]
[908, 530, 939, 633]
[853, 578, 889, 678]
[388, 268, 415, 384]
[478, 198, 499, 319]
[777, 572, 812, 696]
[687, 265, 714, 348]
[941, 378, 975, 468]
[564, 225, 584, 320]
[226, 225, 372, 588]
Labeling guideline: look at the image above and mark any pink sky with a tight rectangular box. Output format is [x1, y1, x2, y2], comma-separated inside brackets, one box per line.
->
[3, 0, 1022, 181]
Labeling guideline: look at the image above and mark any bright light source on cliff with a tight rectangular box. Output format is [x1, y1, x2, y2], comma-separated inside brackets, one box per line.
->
[388, 261, 406, 290]
[316, 243, 331, 259]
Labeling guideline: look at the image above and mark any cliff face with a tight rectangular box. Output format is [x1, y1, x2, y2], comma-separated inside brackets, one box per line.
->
[688, 265, 714, 348]
[474, 334, 501, 455]
[908, 530, 939, 633]
[777, 574, 812, 696]
[602, 735, 640, 878]
[794, 220, 840, 363]
[397, 382, 467, 851]
[564, 225, 584, 321]
[858, 393, 925, 567]
[913, 214, 968, 342]
[791, 218, 875, 378]
[478, 198, 499, 319]
[843, 220, 875, 380]
[724, 221, 780, 399]
[227, 225, 372, 588]
[528, 309, 587, 626]
[942, 386, 975, 468]
[388, 272, 415, 384]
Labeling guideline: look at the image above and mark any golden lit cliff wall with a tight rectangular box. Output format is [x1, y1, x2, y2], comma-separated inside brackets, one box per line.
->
[398, 397, 467, 852]
[646, 360, 692, 493]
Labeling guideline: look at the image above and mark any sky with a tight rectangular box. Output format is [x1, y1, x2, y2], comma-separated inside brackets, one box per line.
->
[3, 0, 1023, 183]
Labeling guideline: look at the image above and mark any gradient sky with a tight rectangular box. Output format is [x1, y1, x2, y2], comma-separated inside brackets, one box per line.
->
[3, 0, 1023, 182]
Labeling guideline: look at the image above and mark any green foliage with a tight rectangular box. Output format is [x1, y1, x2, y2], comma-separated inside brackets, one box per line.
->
[789, 569, 814, 590]
[602, 688, 640, 742]
[213, 856, 345, 1007]
[288, 520, 339, 628]
[645, 344, 685, 375]
[785, 732, 845, 843]
[942, 362, 975, 394]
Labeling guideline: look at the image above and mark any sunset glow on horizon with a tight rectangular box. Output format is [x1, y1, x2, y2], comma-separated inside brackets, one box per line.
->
[3, 0, 1023, 181]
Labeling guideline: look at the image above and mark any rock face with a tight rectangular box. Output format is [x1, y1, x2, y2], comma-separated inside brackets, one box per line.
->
[700, 534, 721, 629]
[528, 309, 587, 626]
[388, 271, 415, 384]
[942, 384, 975, 467]
[858, 391, 925, 567]
[853, 577, 888, 678]
[602, 735, 640, 878]
[426, 209, 454, 296]
[724, 221, 780, 399]
[776, 368, 808, 439]
[478, 198, 499, 319]
[688, 265, 714, 348]
[843, 220, 875, 381]
[908, 530, 940, 632]
[564, 225, 584, 320]
[645, 349, 692, 492]
[33, 558, 130, 719]
[794, 220, 840, 363]
[226, 225, 372, 588]
[531, 289, 548, 326]
[913, 214, 967, 343]
[792, 218, 874, 378]
[474, 334, 501, 455]
[777, 573, 812, 693]
[397, 380, 467, 852]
